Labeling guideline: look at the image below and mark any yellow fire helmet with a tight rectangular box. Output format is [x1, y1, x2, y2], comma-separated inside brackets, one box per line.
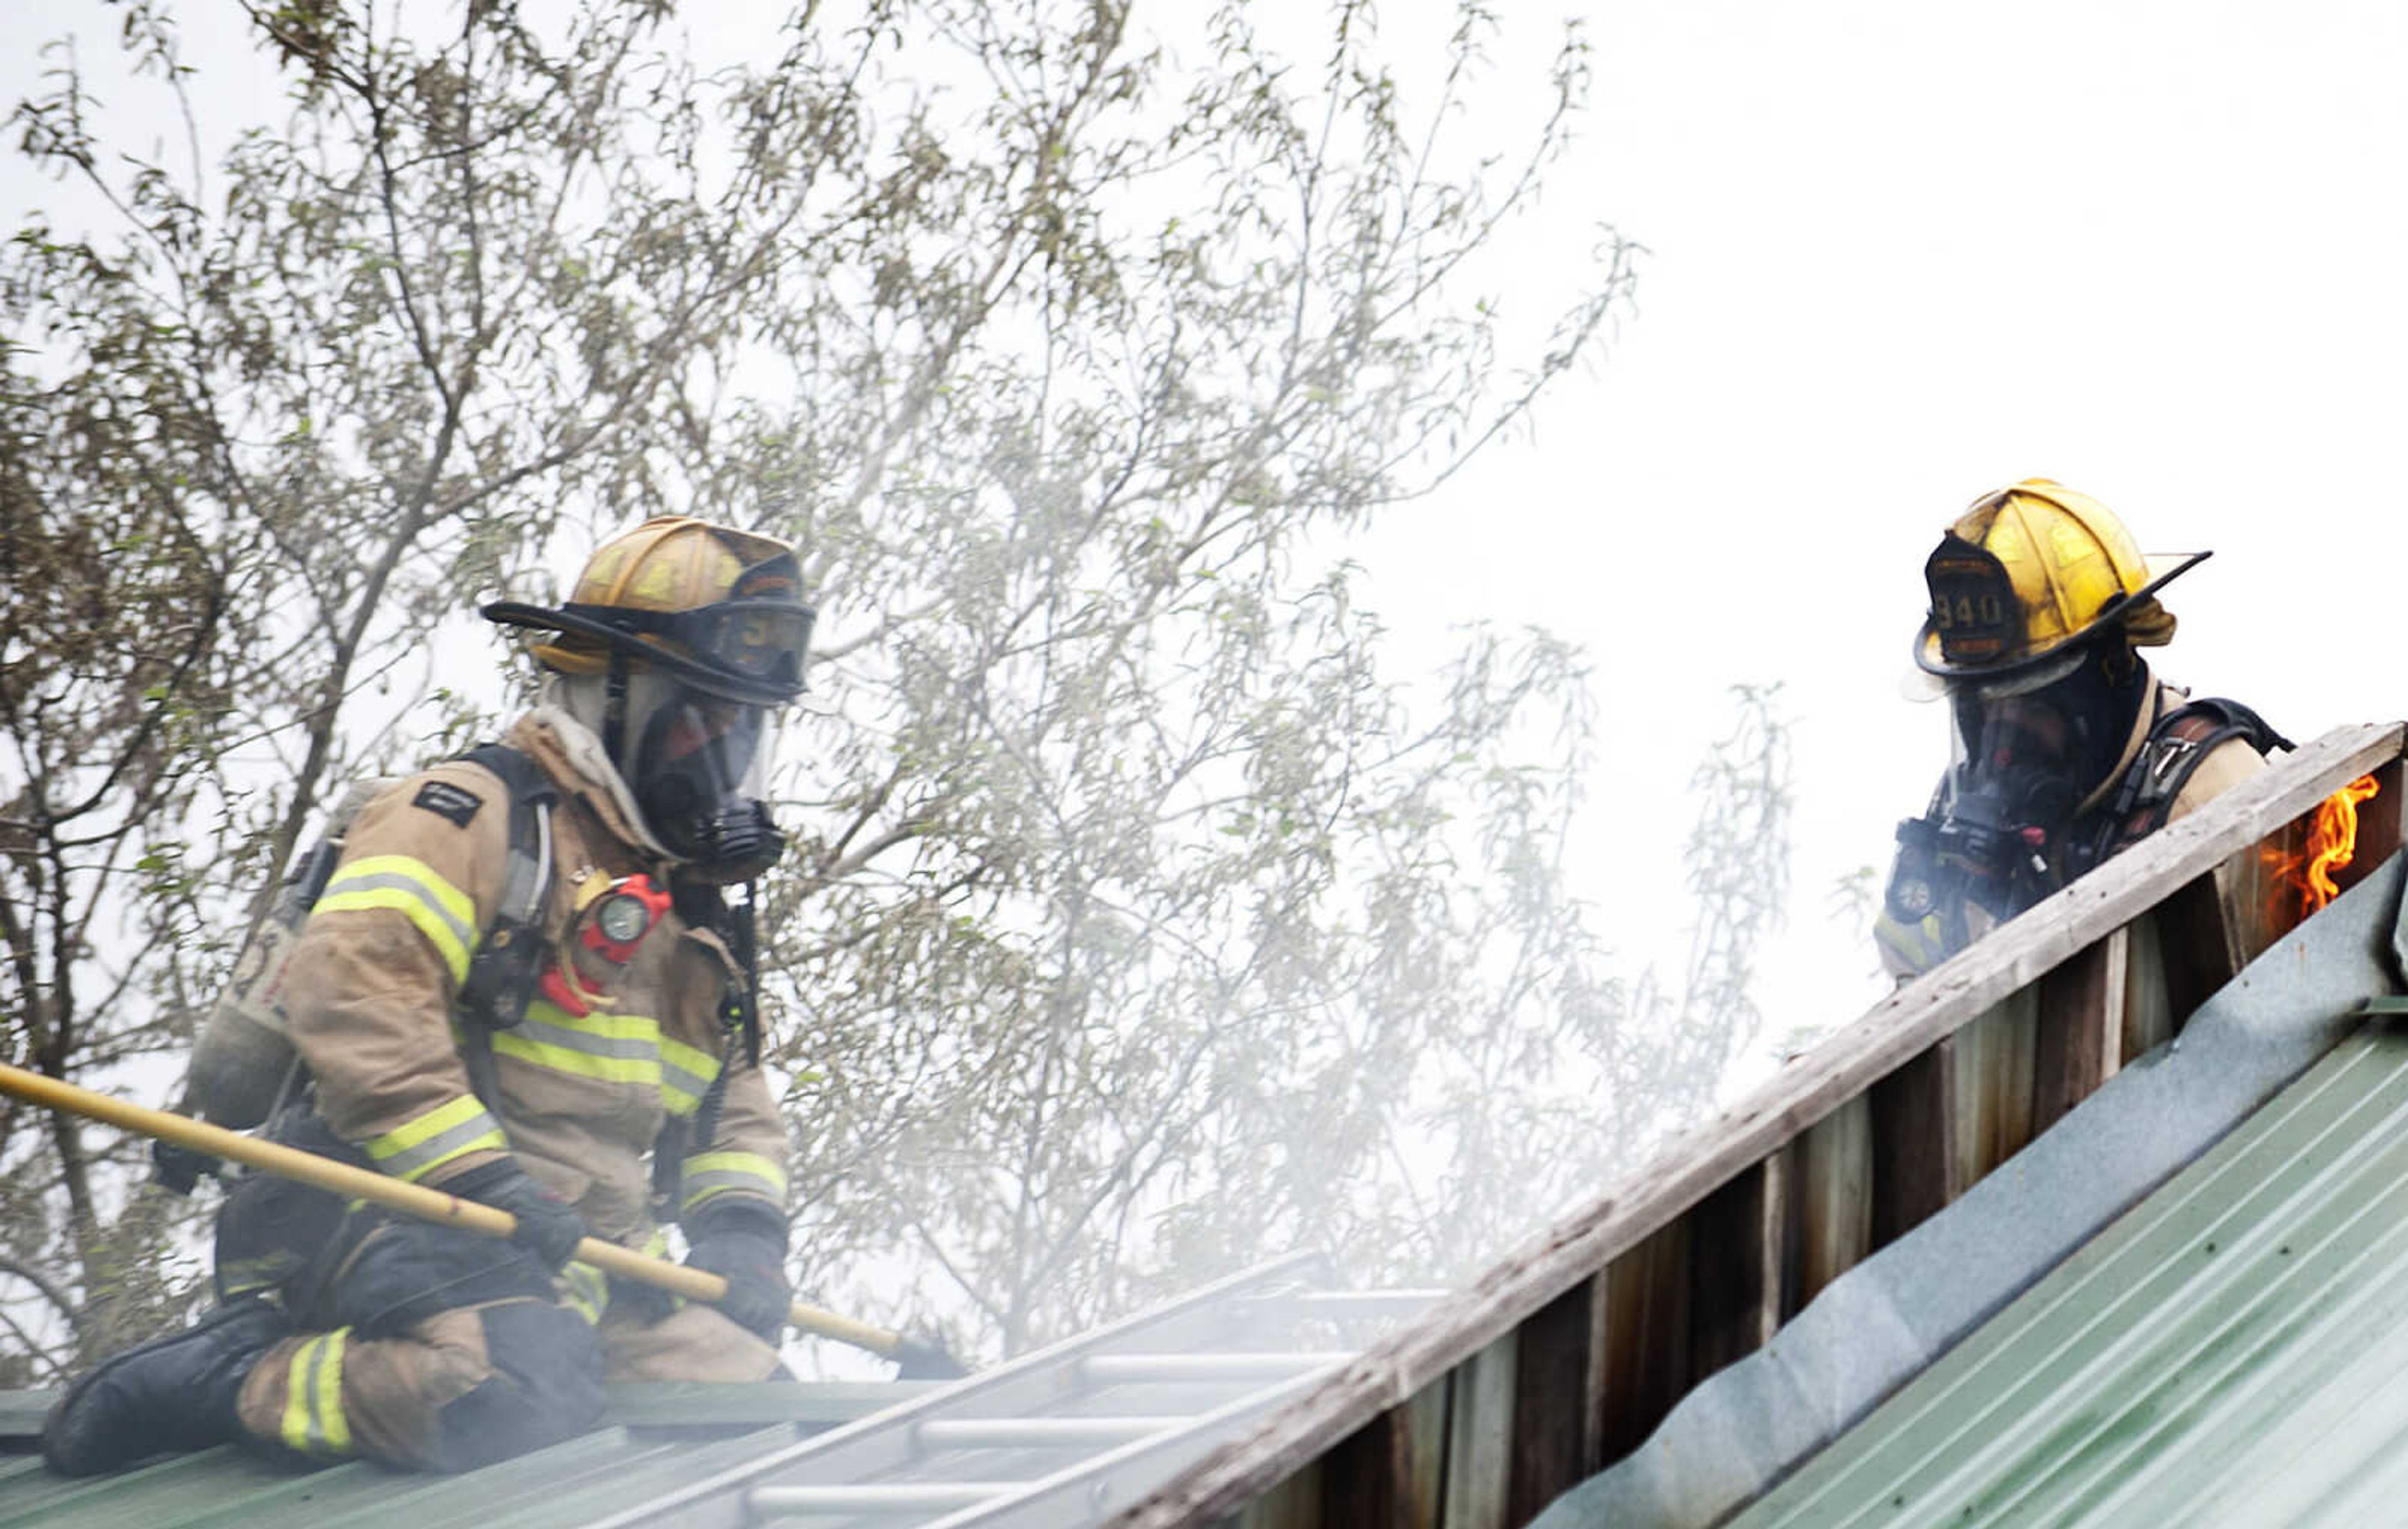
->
[483, 516, 814, 706]
[1913, 479, 2207, 694]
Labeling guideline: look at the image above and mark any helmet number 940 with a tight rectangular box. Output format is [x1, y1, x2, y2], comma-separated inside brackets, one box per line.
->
[1932, 592, 2005, 631]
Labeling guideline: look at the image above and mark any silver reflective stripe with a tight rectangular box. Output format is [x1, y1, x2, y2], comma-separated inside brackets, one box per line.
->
[302, 1335, 334, 1452]
[376, 1106, 506, 1180]
[324, 869, 475, 950]
[683, 1168, 779, 1201]
[512, 1012, 660, 1062]
[662, 1054, 717, 1105]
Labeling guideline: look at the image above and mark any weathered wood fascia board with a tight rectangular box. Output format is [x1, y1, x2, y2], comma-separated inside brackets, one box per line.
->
[1106, 719, 2406, 1529]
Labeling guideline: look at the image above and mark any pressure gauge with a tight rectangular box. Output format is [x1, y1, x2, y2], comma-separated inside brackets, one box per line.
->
[595, 890, 653, 945]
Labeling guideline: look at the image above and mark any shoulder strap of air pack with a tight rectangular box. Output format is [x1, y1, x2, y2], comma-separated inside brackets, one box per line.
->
[649, 878, 762, 1219]
[2081, 698, 2291, 870]
[453, 743, 558, 1106]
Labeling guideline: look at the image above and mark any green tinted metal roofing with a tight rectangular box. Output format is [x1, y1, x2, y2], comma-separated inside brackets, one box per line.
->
[1733, 1013, 2408, 1529]
[0, 1382, 924, 1529]
[0, 1254, 1404, 1528]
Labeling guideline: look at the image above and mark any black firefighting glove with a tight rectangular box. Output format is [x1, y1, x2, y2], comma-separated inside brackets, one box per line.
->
[890, 1329, 971, 1380]
[151, 1138, 219, 1197]
[685, 1199, 792, 1343]
[446, 1158, 589, 1271]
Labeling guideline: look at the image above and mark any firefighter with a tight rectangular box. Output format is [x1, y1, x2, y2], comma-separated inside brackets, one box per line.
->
[44, 517, 813, 1474]
[1874, 480, 2286, 980]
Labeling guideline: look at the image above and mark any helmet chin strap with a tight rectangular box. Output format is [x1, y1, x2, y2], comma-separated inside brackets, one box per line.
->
[603, 650, 632, 770]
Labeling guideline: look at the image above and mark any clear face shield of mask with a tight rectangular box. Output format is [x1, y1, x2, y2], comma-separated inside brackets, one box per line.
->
[1946, 640, 2131, 805]
[1947, 689, 2083, 845]
[1933, 643, 2135, 918]
[1912, 683, 2082, 936]
[620, 670, 786, 883]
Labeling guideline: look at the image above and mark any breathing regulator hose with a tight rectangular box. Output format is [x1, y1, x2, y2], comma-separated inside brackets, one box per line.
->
[0, 1061, 966, 1378]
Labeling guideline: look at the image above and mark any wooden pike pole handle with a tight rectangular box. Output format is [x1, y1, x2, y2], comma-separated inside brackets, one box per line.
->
[0, 1060, 915, 1363]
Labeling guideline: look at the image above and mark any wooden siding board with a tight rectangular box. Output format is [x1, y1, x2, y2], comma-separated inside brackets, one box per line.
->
[1791, 1097, 1872, 1313]
[1599, 1226, 1689, 1464]
[1869, 1039, 1957, 1245]
[1407, 1379, 1449, 1529]
[1506, 1274, 1608, 1522]
[1104, 723, 2406, 1529]
[1768, 1143, 1802, 1328]
[2121, 907, 2174, 1065]
[1439, 1335, 1518, 1529]
[1686, 1161, 1776, 1382]
[2214, 815, 2316, 978]
[1952, 988, 2039, 1184]
[1235, 1466, 1320, 1529]
[1766, 1148, 1796, 1341]
[2156, 870, 2244, 1030]
[1319, 1403, 1415, 1528]
[2033, 928, 2128, 1133]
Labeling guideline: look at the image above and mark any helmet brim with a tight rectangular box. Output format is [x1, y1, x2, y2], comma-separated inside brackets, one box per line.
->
[483, 600, 806, 706]
[1912, 549, 2210, 685]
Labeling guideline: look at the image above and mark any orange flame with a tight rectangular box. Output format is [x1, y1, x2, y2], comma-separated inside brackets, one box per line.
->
[2279, 774, 2381, 919]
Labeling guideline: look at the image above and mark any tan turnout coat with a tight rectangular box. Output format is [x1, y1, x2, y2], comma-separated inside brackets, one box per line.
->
[280, 709, 789, 1261]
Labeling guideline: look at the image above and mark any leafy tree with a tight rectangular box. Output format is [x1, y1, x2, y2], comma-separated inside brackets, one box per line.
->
[0, 0, 1782, 1375]
[6, 0, 872, 1369]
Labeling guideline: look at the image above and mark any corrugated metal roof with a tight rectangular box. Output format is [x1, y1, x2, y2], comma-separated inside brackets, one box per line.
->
[1732, 1013, 2408, 1529]
[0, 1382, 924, 1529]
[0, 1257, 1427, 1528]
[1531, 850, 2408, 1529]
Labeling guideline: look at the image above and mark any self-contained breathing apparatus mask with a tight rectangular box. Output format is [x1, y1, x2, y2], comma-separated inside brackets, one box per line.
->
[1887, 638, 2147, 950]
[606, 669, 785, 884]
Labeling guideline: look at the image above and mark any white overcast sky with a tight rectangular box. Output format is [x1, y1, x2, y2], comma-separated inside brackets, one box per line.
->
[1361, 0, 2408, 1071]
[6, 1, 2404, 1085]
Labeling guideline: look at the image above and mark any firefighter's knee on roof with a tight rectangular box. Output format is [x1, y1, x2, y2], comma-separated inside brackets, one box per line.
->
[238, 1296, 605, 1473]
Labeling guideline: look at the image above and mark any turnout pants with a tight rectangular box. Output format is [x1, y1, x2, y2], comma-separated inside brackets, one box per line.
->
[221, 1183, 779, 1471]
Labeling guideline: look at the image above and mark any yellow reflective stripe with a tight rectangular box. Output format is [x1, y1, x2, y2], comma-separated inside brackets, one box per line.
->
[316, 1328, 352, 1453]
[658, 1035, 721, 1117]
[494, 998, 665, 1087]
[566, 1231, 671, 1325]
[329, 855, 477, 928]
[633, 1229, 690, 1315]
[314, 855, 480, 986]
[493, 1029, 660, 1086]
[488, 998, 731, 1118]
[278, 1343, 309, 1451]
[280, 1328, 352, 1456]
[682, 1150, 788, 1214]
[364, 1095, 508, 1183]
[561, 1261, 608, 1325]
[521, 997, 660, 1044]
